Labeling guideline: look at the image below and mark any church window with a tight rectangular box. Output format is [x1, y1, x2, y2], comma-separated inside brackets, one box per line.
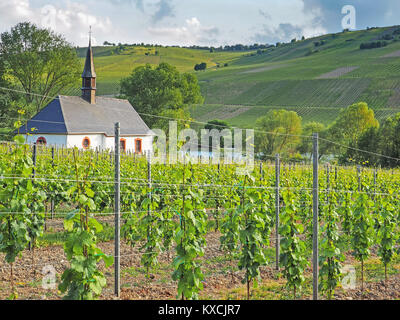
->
[82, 137, 91, 149]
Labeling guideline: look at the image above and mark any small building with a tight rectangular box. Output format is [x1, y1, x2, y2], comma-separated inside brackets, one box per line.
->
[19, 38, 154, 154]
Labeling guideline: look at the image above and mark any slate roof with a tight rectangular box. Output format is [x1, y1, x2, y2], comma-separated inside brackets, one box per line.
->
[19, 95, 154, 136]
[82, 40, 96, 78]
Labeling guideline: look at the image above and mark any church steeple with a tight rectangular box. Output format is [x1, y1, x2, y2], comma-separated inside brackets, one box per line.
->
[82, 27, 96, 104]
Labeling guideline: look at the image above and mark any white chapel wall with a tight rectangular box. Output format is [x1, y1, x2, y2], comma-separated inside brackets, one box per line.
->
[66, 134, 104, 150]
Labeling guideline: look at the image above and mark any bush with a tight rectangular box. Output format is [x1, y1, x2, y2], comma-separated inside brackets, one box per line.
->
[194, 62, 207, 71]
[360, 41, 388, 50]
[314, 40, 326, 47]
[393, 28, 400, 35]
[381, 34, 393, 41]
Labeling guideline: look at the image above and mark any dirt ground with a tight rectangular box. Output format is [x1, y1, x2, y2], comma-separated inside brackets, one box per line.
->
[0, 230, 399, 300]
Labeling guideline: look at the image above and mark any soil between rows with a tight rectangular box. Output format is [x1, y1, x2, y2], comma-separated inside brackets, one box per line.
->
[0, 230, 399, 300]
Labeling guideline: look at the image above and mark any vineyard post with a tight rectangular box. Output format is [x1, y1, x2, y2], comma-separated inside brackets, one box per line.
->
[29, 143, 37, 251]
[51, 147, 55, 219]
[147, 151, 152, 241]
[114, 122, 121, 297]
[326, 164, 330, 202]
[312, 133, 319, 300]
[275, 154, 280, 270]
[373, 169, 377, 202]
[357, 165, 361, 192]
[32, 142, 37, 176]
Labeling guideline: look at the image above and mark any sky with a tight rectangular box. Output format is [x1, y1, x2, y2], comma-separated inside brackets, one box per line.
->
[0, 0, 399, 47]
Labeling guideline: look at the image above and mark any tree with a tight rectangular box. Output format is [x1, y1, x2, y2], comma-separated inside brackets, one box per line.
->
[297, 122, 325, 157]
[194, 62, 207, 71]
[0, 58, 30, 137]
[326, 102, 379, 156]
[204, 119, 231, 151]
[255, 109, 302, 157]
[120, 62, 203, 128]
[0, 22, 81, 114]
[204, 119, 229, 131]
[343, 112, 400, 167]
[378, 113, 400, 167]
[345, 126, 381, 165]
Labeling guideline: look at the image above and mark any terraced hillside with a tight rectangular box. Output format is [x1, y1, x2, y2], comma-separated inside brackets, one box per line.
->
[195, 26, 400, 126]
[72, 25, 400, 127]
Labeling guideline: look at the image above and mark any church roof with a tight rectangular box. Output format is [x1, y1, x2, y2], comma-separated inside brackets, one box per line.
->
[18, 95, 154, 136]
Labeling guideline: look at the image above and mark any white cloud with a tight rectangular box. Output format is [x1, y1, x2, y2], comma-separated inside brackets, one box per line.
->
[0, 0, 31, 26]
[0, 0, 113, 46]
[147, 17, 219, 45]
[253, 0, 327, 43]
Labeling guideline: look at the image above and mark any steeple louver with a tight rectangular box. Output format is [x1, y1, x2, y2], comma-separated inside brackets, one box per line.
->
[81, 35, 96, 104]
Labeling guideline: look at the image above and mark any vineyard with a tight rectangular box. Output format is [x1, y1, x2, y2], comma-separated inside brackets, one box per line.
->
[1, 135, 400, 300]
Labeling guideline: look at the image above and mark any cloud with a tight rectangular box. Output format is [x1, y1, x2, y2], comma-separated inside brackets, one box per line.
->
[151, 0, 175, 24]
[0, 0, 114, 46]
[0, 0, 31, 28]
[253, 0, 327, 44]
[133, 0, 145, 12]
[103, 0, 144, 12]
[302, 0, 400, 31]
[259, 9, 271, 20]
[148, 17, 219, 45]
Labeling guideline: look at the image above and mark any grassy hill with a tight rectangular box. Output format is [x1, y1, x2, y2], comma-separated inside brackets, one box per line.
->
[70, 45, 244, 97]
[72, 25, 400, 127]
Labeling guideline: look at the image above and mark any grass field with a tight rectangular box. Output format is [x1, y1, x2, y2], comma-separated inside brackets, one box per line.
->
[73, 25, 400, 127]
[72, 45, 244, 96]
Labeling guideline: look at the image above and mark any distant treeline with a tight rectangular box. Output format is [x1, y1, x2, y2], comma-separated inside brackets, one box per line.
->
[360, 41, 389, 50]
[359, 27, 400, 50]
[102, 41, 279, 52]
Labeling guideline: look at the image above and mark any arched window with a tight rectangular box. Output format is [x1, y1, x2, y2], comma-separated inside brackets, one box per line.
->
[82, 137, 91, 149]
[120, 138, 126, 152]
[135, 138, 142, 154]
[36, 137, 47, 145]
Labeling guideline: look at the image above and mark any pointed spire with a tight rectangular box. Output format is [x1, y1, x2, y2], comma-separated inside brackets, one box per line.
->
[81, 26, 96, 104]
[82, 26, 96, 78]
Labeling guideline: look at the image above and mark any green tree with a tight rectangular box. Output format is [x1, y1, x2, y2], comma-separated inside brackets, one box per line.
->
[194, 62, 207, 71]
[345, 126, 381, 165]
[204, 119, 231, 151]
[327, 102, 378, 156]
[0, 22, 81, 114]
[255, 109, 302, 157]
[204, 119, 229, 131]
[120, 63, 203, 128]
[378, 113, 400, 167]
[297, 121, 325, 157]
[341, 111, 400, 167]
